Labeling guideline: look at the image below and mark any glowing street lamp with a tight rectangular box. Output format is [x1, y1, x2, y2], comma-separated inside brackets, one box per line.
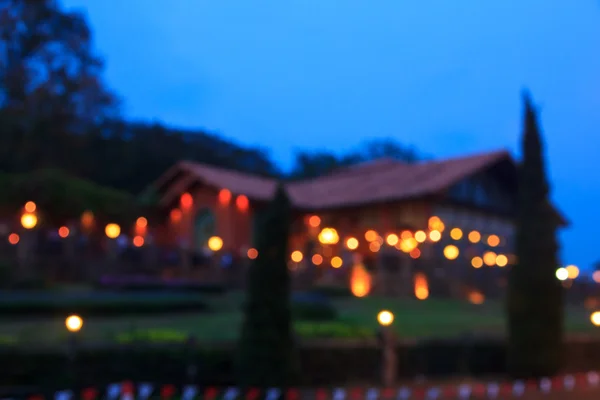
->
[105, 223, 121, 239]
[20, 213, 38, 229]
[591, 312, 600, 327]
[65, 315, 83, 333]
[377, 310, 394, 326]
[207, 236, 223, 252]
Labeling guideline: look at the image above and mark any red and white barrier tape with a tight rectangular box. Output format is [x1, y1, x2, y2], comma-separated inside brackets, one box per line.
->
[16, 371, 600, 399]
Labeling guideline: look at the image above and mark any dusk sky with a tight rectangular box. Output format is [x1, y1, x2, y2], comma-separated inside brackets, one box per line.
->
[62, 0, 600, 271]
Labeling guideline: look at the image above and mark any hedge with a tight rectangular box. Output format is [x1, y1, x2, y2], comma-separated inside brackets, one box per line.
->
[0, 292, 210, 317]
[95, 278, 228, 295]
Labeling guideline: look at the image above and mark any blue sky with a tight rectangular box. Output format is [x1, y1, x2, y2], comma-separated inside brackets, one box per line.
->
[62, 0, 600, 271]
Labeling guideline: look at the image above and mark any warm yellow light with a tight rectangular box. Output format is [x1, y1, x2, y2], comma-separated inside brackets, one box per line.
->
[318, 228, 339, 244]
[555, 267, 568, 281]
[331, 256, 343, 268]
[312, 254, 323, 265]
[346, 237, 359, 250]
[20, 213, 38, 229]
[291, 250, 303, 262]
[24, 201, 36, 213]
[428, 230, 441, 242]
[399, 238, 417, 253]
[365, 230, 378, 242]
[414, 272, 429, 300]
[414, 230, 427, 243]
[385, 233, 399, 246]
[247, 248, 258, 259]
[483, 251, 497, 266]
[443, 245, 460, 260]
[593, 271, 600, 283]
[566, 265, 580, 280]
[468, 231, 481, 243]
[377, 310, 394, 326]
[369, 241, 381, 252]
[104, 223, 121, 239]
[65, 315, 83, 333]
[207, 236, 223, 251]
[450, 228, 463, 240]
[487, 234, 500, 247]
[495, 254, 508, 267]
[591, 312, 600, 327]
[471, 256, 483, 269]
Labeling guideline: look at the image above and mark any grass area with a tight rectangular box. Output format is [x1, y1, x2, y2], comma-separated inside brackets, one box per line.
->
[0, 292, 596, 346]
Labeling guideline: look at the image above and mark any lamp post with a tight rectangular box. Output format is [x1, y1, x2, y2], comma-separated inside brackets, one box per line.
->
[65, 315, 83, 391]
[377, 310, 396, 387]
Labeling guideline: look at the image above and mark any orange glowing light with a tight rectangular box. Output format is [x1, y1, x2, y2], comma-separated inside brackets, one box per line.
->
[450, 228, 463, 240]
[400, 230, 413, 240]
[350, 264, 371, 298]
[414, 230, 427, 243]
[385, 233, 399, 246]
[318, 227, 339, 244]
[487, 234, 500, 247]
[236, 195, 249, 211]
[247, 248, 258, 259]
[8, 233, 19, 245]
[365, 230, 378, 242]
[58, 226, 70, 238]
[133, 235, 144, 247]
[414, 272, 429, 300]
[218, 189, 232, 205]
[468, 291, 485, 305]
[81, 211, 94, 230]
[105, 223, 121, 239]
[399, 238, 418, 253]
[312, 254, 323, 265]
[24, 201, 36, 213]
[170, 209, 182, 223]
[428, 216, 445, 232]
[593, 271, 600, 283]
[291, 250, 303, 262]
[180, 192, 193, 209]
[483, 251, 497, 266]
[345, 237, 359, 250]
[308, 215, 321, 228]
[471, 256, 483, 268]
[331, 256, 343, 268]
[443, 245, 459, 260]
[410, 248, 421, 259]
[21, 213, 37, 229]
[136, 217, 148, 228]
[369, 241, 381, 252]
[468, 231, 481, 243]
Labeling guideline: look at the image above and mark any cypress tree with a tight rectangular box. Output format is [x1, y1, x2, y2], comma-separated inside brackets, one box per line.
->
[506, 91, 564, 378]
[236, 184, 298, 388]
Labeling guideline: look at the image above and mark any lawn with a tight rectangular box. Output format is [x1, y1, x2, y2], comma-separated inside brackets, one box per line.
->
[0, 291, 596, 346]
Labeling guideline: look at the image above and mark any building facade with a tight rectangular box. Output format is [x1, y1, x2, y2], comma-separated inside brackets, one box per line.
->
[151, 150, 564, 300]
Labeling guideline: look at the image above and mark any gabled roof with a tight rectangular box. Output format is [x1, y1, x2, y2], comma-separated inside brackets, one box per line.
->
[154, 149, 514, 210]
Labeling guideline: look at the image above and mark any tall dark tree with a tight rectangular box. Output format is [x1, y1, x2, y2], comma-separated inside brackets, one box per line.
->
[506, 91, 564, 378]
[236, 184, 298, 388]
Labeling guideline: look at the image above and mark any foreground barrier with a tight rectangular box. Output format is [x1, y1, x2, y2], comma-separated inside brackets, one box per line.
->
[17, 371, 600, 399]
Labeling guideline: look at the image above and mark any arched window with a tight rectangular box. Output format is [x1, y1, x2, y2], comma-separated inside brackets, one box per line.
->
[194, 208, 216, 252]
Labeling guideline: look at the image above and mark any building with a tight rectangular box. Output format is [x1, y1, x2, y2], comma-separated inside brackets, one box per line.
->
[151, 149, 565, 299]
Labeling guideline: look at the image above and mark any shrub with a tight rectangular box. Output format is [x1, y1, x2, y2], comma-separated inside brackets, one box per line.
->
[0, 292, 210, 317]
[294, 321, 373, 339]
